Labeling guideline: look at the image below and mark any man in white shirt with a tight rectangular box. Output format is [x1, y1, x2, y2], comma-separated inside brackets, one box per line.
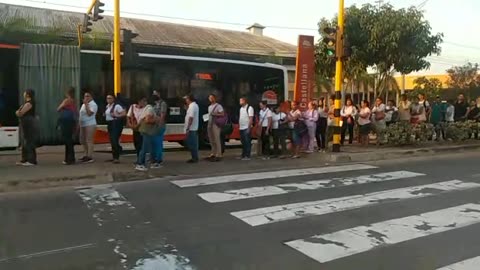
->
[184, 94, 199, 163]
[105, 94, 126, 163]
[259, 101, 272, 159]
[239, 97, 254, 160]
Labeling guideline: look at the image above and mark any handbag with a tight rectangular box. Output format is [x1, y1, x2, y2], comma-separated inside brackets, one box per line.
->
[212, 104, 227, 127]
[375, 111, 386, 121]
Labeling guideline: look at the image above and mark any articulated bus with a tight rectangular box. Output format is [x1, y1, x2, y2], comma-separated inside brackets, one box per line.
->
[0, 48, 288, 147]
[83, 50, 289, 145]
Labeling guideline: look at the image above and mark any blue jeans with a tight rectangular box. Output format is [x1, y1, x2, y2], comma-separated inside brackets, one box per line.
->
[153, 126, 166, 163]
[240, 129, 252, 158]
[137, 134, 156, 166]
[186, 131, 199, 161]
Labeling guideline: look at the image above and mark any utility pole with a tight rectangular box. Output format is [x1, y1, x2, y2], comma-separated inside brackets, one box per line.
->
[113, 0, 121, 95]
[332, 0, 344, 153]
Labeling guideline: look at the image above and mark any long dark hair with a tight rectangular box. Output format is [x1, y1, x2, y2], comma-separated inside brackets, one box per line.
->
[24, 89, 35, 104]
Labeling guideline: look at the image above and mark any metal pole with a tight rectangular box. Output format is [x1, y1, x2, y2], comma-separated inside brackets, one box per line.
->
[114, 0, 121, 95]
[86, 0, 97, 14]
[332, 0, 344, 153]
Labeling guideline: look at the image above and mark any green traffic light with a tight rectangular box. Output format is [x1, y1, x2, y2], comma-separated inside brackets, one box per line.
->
[326, 50, 335, 56]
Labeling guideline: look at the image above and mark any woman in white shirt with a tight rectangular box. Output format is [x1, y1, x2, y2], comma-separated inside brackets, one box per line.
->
[127, 97, 147, 159]
[358, 100, 372, 147]
[303, 101, 319, 153]
[78, 91, 98, 163]
[316, 98, 328, 152]
[272, 106, 287, 157]
[372, 97, 387, 145]
[340, 98, 357, 145]
[105, 94, 126, 163]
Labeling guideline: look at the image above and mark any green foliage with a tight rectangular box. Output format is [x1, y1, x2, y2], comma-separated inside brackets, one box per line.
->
[446, 62, 480, 90]
[408, 76, 442, 99]
[315, 4, 443, 96]
[445, 121, 477, 141]
[384, 121, 433, 145]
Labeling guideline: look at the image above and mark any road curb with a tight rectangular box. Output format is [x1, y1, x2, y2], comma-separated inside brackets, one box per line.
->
[1, 143, 480, 194]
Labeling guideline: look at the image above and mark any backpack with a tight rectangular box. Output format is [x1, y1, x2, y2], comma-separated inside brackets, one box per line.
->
[112, 102, 127, 126]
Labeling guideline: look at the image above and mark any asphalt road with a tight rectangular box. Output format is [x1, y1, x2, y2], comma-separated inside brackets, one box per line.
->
[2, 152, 480, 270]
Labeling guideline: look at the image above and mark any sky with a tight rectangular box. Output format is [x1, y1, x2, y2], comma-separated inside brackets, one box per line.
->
[1, 0, 479, 75]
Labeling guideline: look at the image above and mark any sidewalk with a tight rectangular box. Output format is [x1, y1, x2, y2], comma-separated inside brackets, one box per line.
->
[1, 140, 480, 193]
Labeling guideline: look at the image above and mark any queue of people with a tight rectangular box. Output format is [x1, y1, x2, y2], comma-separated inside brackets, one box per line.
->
[14, 88, 480, 168]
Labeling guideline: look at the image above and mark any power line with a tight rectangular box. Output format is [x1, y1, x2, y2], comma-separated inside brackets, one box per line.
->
[20, 0, 317, 31]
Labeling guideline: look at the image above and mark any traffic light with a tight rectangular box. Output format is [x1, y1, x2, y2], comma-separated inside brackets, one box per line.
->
[93, 0, 105, 21]
[82, 14, 93, 33]
[322, 27, 337, 58]
[122, 29, 139, 66]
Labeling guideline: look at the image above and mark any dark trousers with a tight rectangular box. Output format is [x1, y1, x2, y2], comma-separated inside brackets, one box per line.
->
[272, 128, 287, 156]
[20, 116, 37, 164]
[316, 118, 327, 149]
[240, 129, 252, 158]
[107, 120, 123, 160]
[60, 119, 76, 163]
[186, 131, 199, 161]
[341, 119, 354, 144]
[261, 127, 271, 156]
[133, 130, 143, 158]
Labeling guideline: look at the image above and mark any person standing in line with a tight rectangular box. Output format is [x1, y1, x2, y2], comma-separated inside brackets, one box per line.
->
[418, 93, 431, 123]
[288, 101, 303, 158]
[430, 96, 445, 141]
[135, 101, 158, 172]
[151, 91, 168, 168]
[454, 93, 468, 122]
[207, 94, 224, 162]
[340, 98, 357, 145]
[372, 97, 387, 145]
[316, 98, 328, 152]
[385, 100, 398, 126]
[326, 96, 336, 149]
[184, 94, 199, 163]
[358, 100, 372, 147]
[127, 96, 147, 160]
[398, 94, 411, 122]
[303, 101, 318, 153]
[57, 87, 77, 165]
[259, 101, 272, 160]
[238, 97, 254, 160]
[105, 94, 126, 164]
[16, 89, 38, 166]
[272, 106, 288, 158]
[78, 91, 98, 163]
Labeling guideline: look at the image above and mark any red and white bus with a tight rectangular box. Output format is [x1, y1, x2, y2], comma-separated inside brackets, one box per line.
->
[82, 50, 289, 145]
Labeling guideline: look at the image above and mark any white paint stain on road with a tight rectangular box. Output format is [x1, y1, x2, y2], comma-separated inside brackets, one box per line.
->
[171, 164, 377, 188]
[0, 243, 95, 263]
[198, 171, 424, 203]
[76, 185, 196, 270]
[231, 180, 480, 226]
[437, 256, 480, 270]
[285, 203, 480, 263]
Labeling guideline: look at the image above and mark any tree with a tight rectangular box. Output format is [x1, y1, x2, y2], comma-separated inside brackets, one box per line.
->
[315, 4, 443, 98]
[446, 62, 480, 90]
[408, 76, 442, 99]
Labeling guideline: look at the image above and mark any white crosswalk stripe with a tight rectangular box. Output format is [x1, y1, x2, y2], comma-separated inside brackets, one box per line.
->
[198, 171, 424, 203]
[170, 164, 377, 187]
[231, 180, 480, 226]
[285, 203, 480, 264]
[437, 256, 480, 270]
[167, 163, 480, 267]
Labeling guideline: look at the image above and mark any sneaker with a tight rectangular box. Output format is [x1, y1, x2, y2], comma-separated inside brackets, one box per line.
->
[112, 159, 120, 164]
[210, 157, 222, 162]
[186, 159, 198, 164]
[241, 157, 251, 161]
[16, 161, 26, 166]
[262, 156, 271, 160]
[79, 156, 88, 162]
[22, 162, 36, 166]
[150, 163, 163, 169]
[83, 157, 95, 163]
[135, 165, 148, 172]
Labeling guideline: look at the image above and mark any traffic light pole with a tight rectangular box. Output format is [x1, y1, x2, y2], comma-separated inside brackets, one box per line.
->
[332, 0, 344, 153]
[114, 0, 121, 95]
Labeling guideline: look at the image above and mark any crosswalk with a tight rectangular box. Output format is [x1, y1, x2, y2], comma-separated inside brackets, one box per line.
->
[170, 163, 480, 269]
